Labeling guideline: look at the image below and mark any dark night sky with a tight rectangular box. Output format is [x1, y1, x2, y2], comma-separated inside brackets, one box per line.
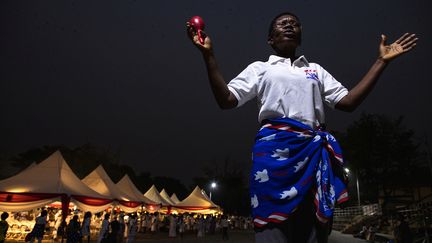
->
[1, 0, 431, 186]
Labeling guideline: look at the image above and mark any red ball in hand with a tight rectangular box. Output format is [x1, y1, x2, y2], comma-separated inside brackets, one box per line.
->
[189, 16, 205, 31]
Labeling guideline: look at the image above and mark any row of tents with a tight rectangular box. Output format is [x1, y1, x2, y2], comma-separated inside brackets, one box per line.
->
[0, 151, 221, 220]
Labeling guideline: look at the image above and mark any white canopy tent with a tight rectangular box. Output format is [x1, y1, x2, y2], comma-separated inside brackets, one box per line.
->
[81, 165, 142, 213]
[143, 185, 172, 207]
[0, 151, 112, 214]
[170, 193, 181, 204]
[143, 185, 175, 213]
[115, 175, 160, 212]
[174, 186, 222, 214]
[159, 189, 176, 206]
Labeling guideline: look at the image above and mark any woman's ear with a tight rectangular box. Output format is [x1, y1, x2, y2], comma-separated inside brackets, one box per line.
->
[267, 37, 273, 46]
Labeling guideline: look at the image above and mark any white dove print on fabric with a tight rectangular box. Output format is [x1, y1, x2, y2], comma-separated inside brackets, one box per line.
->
[254, 169, 269, 183]
[259, 134, 277, 141]
[326, 134, 336, 142]
[329, 185, 336, 207]
[280, 187, 298, 200]
[251, 194, 259, 208]
[322, 163, 327, 171]
[271, 148, 290, 161]
[293, 157, 309, 172]
[251, 117, 349, 227]
[296, 132, 313, 138]
[316, 169, 322, 199]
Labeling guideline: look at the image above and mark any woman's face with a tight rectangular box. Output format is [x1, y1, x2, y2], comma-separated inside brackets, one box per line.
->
[268, 14, 302, 50]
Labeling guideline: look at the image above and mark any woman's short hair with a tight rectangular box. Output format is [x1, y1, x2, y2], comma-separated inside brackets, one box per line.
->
[268, 12, 301, 37]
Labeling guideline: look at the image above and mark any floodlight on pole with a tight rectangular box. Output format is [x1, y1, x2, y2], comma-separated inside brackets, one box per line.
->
[209, 181, 217, 200]
[345, 167, 361, 206]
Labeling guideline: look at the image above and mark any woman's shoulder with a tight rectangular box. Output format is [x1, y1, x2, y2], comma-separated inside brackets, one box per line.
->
[248, 60, 267, 69]
[305, 61, 323, 69]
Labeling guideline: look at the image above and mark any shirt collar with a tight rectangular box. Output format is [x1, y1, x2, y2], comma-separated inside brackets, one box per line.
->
[268, 55, 310, 67]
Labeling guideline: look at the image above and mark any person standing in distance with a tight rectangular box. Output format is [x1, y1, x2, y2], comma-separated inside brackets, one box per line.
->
[0, 212, 9, 243]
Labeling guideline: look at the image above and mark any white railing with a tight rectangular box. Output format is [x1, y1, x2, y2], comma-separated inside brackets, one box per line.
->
[333, 204, 382, 231]
[334, 204, 382, 218]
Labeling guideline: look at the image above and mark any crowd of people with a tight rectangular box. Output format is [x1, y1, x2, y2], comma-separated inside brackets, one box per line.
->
[136, 212, 253, 240]
[1, 208, 254, 243]
[353, 215, 415, 243]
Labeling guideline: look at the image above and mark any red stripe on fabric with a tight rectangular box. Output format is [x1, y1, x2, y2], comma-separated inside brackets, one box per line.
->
[267, 125, 290, 130]
[253, 216, 268, 226]
[337, 197, 349, 204]
[254, 222, 267, 227]
[271, 170, 289, 177]
[313, 191, 319, 207]
[253, 212, 291, 226]
[337, 189, 347, 197]
[315, 209, 329, 222]
[267, 125, 310, 134]
[254, 216, 268, 221]
[266, 218, 283, 223]
[270, 212, 289, 217]
[337, 189, 349, 204]
[326, 144, 343, 164]
[300, 176, 313, 186]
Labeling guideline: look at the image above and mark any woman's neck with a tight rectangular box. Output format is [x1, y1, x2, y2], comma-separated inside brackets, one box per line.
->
[275, 49, 296, 60]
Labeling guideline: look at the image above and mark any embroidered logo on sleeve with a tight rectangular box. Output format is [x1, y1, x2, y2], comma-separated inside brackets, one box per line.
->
[305, 69, 319, 82]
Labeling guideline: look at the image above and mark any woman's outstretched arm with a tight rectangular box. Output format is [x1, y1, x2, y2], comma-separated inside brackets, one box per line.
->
[336, 33, 418, 112]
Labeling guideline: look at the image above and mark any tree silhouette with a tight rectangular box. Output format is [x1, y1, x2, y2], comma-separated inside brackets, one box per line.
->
[340, 113, 422, 208]
[192, 157, 250, 216]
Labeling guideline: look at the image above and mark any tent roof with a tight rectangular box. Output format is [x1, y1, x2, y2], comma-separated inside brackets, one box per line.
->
[116, 175, 158, 205]
[159, 189, 175, 205]
[0, 151, 107, 199]
[22, 162, 37, 172]
[170, 193, 181, 204]
[143, 185, 171, 206]
[82, 165, 140, 202]
[175, 186, 219, 209]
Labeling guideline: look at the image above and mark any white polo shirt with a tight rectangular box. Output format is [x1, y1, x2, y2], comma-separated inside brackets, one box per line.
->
[227, 55, 348, 128]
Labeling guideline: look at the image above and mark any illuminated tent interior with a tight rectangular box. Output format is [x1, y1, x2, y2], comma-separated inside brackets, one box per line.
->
[115, 174, 160, 212]
[0, 151, 112, 214]
[1, 152, 224, 219]
[143, 185, 172, 207]
[81, 165, 143, 212]
[174, 186, 222, 214]
[143, 185, 174, 213]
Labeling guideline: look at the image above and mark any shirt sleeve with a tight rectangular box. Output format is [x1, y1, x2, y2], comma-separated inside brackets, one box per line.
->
[227, 62, 260, 107]
[318, 65, 348, 108]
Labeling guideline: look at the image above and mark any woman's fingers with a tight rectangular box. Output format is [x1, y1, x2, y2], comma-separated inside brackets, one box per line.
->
[399, 33, 417, 46]
[394, 33, 410, 44]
